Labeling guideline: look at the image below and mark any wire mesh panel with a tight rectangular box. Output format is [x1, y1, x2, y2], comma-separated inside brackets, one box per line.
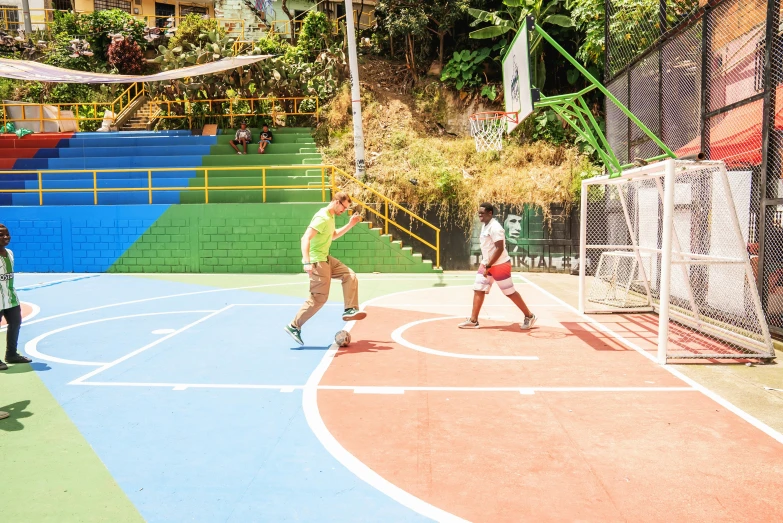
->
[705, 0, 767, 112]
[661, 21, 702, 153]
[629, 51, 662, 160]
[580, 160, 775, 361]
[606, 75, 630, 165]
[706, 99, 765, 167]
[762, 206, 783, 332]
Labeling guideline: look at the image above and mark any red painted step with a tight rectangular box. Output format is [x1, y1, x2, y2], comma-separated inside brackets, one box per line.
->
[0, 139, 64, 149]
[0, 158, 16, 169]
[0, 148, 39, 158]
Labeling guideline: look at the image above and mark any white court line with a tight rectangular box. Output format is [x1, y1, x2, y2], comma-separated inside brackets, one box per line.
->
[25, 311, 215, 366]
[16, 275, 96, 290]
[0, 301, 40, 332]
[391, 316, 539, 361]
[69, 306, 232, 385]
[69, 382, 697, 393]
[515, 274, 783, 446]
[16, 281, 311, 330]
[302, 288, 470, 523]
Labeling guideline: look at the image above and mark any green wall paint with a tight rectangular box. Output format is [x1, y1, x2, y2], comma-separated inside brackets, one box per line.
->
[110, 204, 440, 274]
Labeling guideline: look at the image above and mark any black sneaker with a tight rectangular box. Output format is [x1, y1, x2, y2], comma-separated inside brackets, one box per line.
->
[284, 324, 304, 346]
[5, 353, 31, 364]
[342, 308, 367, 321]
[0, 360, 7, 371]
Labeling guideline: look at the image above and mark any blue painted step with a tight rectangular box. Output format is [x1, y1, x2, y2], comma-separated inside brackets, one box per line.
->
[56, 145, 212, 158]
[47, 156, 203, 169]
[63, 136, 217, 148]
[12, 191, 181, 205]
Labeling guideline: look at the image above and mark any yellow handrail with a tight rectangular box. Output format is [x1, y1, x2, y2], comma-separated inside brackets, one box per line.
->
[330, 165, 440, 267]
[149, 96, 320, 122]
[0, 164, 440, 267]
[0, 94, 320, 130]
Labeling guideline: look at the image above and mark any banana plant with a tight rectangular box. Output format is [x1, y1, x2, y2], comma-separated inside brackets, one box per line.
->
[468, 0, 572, 89]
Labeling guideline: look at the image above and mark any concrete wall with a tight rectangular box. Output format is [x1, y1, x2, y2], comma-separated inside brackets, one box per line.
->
[0, 203, 439, 274]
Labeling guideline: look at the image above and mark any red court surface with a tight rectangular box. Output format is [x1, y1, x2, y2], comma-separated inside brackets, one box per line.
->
[0, 302, 36, 326]
[316, 281, 783, 522]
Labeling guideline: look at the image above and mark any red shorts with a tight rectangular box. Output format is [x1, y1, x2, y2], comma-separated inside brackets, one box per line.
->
[474, 261, 515, 296]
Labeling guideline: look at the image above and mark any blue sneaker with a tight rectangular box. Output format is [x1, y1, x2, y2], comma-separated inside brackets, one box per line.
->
[284, 324, 303, 345]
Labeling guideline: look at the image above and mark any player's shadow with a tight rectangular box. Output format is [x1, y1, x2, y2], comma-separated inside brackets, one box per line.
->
[334, 340, 394, 357]
[0, 400, 33, 432]
[291, 346, 330, 351]
[5, 362, 52, 373]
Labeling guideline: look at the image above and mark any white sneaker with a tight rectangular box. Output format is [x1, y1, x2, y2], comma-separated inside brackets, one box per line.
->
[458, 318, 479, 329]
[520, 314, 537, 330]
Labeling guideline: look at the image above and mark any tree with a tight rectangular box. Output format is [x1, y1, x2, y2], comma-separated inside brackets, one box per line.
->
[468, 0, 573, 89]
[427, 0, 471, 66]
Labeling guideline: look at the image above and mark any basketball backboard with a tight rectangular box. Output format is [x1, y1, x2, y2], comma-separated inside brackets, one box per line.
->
[502, 22, 534, 135]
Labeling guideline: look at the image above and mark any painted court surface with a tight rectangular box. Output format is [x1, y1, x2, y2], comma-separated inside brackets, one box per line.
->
[2, 272, 783, 522]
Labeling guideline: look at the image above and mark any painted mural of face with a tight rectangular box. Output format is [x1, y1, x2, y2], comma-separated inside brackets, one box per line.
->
[504, 213, 522, 243]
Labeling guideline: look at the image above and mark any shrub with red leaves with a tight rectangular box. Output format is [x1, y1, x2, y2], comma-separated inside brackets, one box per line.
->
[107, 38, 145, 75]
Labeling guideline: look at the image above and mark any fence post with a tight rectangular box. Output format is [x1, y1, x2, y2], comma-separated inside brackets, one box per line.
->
[436, 229, 440, 269]
[384, 201, 388, 235]
[262, 167, 267, 203]
[321, 167, 325, 202]
[93, 170, 97, 205]
[148, 169, 152, 204]
[205, 169, 209, 204]
[38, 171, 42, 206]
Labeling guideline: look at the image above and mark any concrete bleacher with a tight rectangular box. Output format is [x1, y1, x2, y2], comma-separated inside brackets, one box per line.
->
[0, 127, 326, 206]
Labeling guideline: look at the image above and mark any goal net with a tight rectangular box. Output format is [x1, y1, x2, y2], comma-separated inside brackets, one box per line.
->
[578, 159, 775, 363]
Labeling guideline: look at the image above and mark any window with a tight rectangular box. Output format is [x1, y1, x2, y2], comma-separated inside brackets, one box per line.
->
[155, 2, 174, 28]
[93, 0, 131, 13]
[52, 0, 73, 11]
[0, 4, 19, 30]
[180, 4, 207, 17]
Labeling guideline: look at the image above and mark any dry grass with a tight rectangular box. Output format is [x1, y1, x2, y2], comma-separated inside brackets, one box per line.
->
[319, 83, 598, 229]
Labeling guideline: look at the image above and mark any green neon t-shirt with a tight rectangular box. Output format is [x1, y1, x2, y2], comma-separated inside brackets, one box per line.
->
[307, 207, 335, 263]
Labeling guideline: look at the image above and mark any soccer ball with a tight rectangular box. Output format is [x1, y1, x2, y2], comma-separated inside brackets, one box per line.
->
[335, 330, 351, 347]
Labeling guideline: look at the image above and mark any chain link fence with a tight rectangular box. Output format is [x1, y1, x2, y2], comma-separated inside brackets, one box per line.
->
[605, 0, 783, 336]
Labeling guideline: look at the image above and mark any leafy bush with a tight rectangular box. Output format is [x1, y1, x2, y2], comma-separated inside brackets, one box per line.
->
[107, 38, 145, 74]
[168, 14, 225, 51]
[441, 47, 491, 90]
[296, 11, 332, 57]
[82, 10, 145, 58]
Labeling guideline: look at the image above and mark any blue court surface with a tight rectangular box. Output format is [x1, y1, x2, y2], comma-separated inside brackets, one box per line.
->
[9, 273, 436, 523]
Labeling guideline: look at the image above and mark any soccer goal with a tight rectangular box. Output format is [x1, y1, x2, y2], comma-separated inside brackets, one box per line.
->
[578, 159, 776, 363]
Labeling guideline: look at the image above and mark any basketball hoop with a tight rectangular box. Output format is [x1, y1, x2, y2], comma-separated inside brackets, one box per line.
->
[469, 111, 518, 152]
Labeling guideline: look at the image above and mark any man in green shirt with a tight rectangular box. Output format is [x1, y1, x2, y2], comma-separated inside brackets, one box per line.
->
[285, 191, 367, 346]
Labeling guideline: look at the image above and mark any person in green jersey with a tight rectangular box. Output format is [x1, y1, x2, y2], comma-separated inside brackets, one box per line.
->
[0, 224, 31, 372]
[284, 191, 367, 346]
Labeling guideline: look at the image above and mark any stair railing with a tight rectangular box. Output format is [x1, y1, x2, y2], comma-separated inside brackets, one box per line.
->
[329, 165, 440, 268]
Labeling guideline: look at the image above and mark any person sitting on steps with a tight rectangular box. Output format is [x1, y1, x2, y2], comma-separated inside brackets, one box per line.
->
[258, 124, 273, 154]
[230, 121, 252, 155]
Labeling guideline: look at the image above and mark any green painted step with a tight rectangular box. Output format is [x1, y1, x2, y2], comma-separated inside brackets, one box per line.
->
[218, 127, 313, 135]
[188, 175, 325, 187]
[215, 135, 314, 145]
[201, 153, 322, 166]
[194, 168, 324, 178]
[180, 188, 329, 204]
[209, 144, 319, 155]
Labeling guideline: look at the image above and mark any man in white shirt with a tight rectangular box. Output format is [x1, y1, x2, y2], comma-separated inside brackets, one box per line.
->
[458, 203, 536, 330]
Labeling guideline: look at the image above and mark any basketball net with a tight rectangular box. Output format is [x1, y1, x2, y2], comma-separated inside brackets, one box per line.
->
[469, 111, 518, 152]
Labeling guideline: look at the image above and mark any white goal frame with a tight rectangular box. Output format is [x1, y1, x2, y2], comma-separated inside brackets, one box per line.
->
[578, 159, 775, 364]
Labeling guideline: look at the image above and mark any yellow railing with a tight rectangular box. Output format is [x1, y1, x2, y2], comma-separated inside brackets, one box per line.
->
[0, 93, 322, 130]
[330, 165, 440, 268]
[0, 164, 440, 267]
[149, 96, 320, 124]
[139, 15, 245, 40]
[0, 83, 145, 130]
[336, 9, 376, 30]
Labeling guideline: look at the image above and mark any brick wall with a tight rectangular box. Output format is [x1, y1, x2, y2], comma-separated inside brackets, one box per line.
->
[111, 204, 438, 273]
[0, 204, 439, 273]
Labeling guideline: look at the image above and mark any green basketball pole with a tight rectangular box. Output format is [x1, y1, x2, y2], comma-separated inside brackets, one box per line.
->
[528, 20, 676, 177]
